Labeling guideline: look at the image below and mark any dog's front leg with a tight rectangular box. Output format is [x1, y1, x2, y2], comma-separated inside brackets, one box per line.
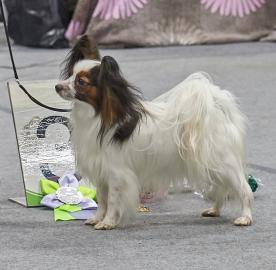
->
[94, 183, 122, 230]
[85, 182, 108, 226]
[94, 171, 138, 230]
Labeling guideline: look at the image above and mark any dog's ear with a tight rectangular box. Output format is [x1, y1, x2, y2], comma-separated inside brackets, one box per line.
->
[98, 56, 125, 90]
[96, 56, 147, 145]
[61, 35, 101, 79]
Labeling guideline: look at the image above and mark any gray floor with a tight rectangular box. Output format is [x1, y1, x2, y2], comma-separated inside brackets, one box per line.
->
[0, 43, 276, 270]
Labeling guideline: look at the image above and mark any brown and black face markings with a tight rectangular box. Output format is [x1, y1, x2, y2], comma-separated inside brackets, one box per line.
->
[74, 67, 101, 112]
[73, 56, 148, 145]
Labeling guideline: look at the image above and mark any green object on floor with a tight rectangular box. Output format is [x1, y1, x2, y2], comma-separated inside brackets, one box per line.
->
[248, 175, 259, 192]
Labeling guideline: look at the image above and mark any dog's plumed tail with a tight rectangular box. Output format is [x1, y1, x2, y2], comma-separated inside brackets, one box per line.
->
[155, 73, 251, 204]
[174, 74, 218, 164]
[161, 73, 243, 165]
[175, 74, 245, 169]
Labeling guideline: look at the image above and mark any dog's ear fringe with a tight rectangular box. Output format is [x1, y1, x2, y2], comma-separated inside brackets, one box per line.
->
[60, 35, 101, 79]
[96, 56, 147, 145]
[60, 47, 84, 79]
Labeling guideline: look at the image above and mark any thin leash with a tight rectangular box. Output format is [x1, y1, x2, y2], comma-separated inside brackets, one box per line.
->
[0, 0, 71, 113]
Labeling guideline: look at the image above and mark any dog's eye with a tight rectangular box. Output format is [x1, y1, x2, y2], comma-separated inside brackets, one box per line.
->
[75, 77, 89, 87]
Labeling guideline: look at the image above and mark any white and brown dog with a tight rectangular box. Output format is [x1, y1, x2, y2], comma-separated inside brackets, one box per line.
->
[56, 35, 253, 230]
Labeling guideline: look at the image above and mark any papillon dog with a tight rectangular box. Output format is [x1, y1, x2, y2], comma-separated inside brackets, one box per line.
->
[55, 35, 253, 230]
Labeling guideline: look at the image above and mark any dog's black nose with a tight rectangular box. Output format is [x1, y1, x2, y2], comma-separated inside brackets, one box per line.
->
[55, 84, 63, 92]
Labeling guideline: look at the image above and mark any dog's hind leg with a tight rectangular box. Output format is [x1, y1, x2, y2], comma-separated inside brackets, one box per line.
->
[210, 165, 253, 226]
[233, 176, 253, 226]
[201, 186, 225, 217]
[85, 182, 108, 226]
[201, 202, 222, 217]
[200, 164, 253, 226]
[222, 166, 253, 226]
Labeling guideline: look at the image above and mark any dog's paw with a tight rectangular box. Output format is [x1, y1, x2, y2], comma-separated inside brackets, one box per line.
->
[201, 208, 220, 217]
[85, 218, 101, 226]
[234, 216, 252, 226]
[94, 221, 115, 230]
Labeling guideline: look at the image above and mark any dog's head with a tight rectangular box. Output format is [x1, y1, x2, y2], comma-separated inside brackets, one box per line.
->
[56, 37, 146, 144]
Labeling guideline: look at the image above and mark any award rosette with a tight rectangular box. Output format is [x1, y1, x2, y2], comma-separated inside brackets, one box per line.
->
[40, 173, 97, 221]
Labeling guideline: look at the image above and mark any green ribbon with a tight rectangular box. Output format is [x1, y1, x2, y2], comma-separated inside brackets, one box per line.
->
[54, 205, 82, 221]
[40, 179, 59, 195]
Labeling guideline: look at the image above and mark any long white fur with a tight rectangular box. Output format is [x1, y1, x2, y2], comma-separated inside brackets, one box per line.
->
[64, 60, 253, 228]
